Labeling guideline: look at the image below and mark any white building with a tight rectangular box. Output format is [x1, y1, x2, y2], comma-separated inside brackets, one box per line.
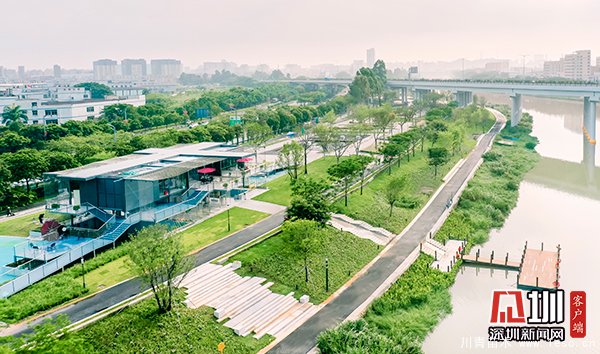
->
[150, 59, 182, 80]
[542, 50, 592, 80]
[93, 59, 118, 81]
[0, 84, 145, 125]
[366, 48, 375, 68]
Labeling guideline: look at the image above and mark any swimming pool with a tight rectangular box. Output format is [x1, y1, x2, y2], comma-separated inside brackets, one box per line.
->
[0, 236, 26, 284]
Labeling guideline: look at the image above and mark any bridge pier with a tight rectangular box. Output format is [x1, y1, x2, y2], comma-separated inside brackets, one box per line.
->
[414, 88, 431, 101]
[455, 91, 473, 107]
[510, 93, 522, 127]
[583, 97, 597, 171]
[399, 87, 408, 105]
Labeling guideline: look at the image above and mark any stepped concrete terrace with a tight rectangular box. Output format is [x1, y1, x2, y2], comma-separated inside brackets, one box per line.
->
[180, 262, 318, 340]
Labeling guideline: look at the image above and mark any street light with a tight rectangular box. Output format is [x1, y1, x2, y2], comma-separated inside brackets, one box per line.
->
[227, 203, 231, 232]
[107, 123, 117, 142]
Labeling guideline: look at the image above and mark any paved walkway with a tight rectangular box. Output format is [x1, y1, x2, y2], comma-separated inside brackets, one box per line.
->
[328, 214, 393, 246]
[267, 110, 506, 353]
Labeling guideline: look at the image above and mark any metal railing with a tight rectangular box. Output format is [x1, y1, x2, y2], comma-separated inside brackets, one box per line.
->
[0, 213, 133, 298]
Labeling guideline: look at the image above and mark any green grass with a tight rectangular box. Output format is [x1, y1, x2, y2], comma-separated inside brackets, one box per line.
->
[1, 207, 269, 324]
[332, 148, 461, 234]
[230, 226, 380, 303]
[0, 212, 68, 237]
[179, 207, 269, 253]
[317, 111, 539, 353]
[77, 295, 272, 354]
[253, 156, 338, 206]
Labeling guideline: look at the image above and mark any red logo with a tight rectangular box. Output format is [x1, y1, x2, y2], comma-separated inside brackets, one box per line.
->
[570, 291, 586, 338]
[490, 290, 526, 323]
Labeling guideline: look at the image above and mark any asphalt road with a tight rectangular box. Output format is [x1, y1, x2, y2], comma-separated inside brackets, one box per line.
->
[8, 211, 285, 336]
[267, 111, 505, 354]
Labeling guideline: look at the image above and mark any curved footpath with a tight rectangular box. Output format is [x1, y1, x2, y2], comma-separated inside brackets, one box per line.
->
[267, 109, 506, 354]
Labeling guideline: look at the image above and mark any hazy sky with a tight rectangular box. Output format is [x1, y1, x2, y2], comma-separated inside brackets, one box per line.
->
[2, 0, 599, 69]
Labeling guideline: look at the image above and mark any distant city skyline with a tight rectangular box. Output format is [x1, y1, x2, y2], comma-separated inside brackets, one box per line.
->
[1, 0, 600, 69]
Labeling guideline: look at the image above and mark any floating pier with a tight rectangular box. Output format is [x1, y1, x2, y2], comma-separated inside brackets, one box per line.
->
[461, 241, 561, 290]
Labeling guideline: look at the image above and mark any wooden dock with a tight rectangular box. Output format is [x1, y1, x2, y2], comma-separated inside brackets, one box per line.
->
[460, 242, 561, 290]
[517, 246, 560, 290]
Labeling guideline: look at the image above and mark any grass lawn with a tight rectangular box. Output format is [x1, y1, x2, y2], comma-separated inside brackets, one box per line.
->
[77, 295, 272, 354]
[75, 207, 269, 296]
[230, 227, 380, 303]
[179, 207, 269, 253]
[0, 212, 68, 237]
[333, 148, 462, 234]
[253, 156, 338, 206]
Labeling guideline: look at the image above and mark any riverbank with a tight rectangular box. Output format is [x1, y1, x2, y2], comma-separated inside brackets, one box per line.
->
[317, 110, 539, 353]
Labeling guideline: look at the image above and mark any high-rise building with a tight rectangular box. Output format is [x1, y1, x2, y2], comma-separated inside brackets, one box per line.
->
[150, 59, 182, 80]
[542, 50, 591, 80]
[18, 66, 25, 81]
[93, 59, 118, 81]
[53, 64, 62, 79]
[121, 59, 147, 79]
[366, 48, 375, 68]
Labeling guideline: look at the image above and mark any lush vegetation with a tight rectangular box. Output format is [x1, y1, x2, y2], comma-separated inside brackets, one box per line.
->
[0, 83, 349, 211]
[317, 111, 539, 353]
[253, 156, 338, 206]
[231, 225, 380, 304]
[75, 299, 272, 354]
[0, 207, 267, 324]
[333, 105, 495, 233]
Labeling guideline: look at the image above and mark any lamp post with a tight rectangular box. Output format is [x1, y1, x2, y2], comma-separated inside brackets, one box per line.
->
[227, 204, 231, 232]
[81, 257, 86, 289]
[107, 123, 117, 142]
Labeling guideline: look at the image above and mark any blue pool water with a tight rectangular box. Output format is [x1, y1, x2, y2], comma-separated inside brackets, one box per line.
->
[0, 236, 26, 283]
[0, 236, 24, 266]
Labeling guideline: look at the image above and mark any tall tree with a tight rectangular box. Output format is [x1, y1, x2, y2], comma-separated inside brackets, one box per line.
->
[372, 105, 395, 149]
[2, 105, 28, 126]
[282, 219, 323, 283]
[298, 125, 315, 174]
[3, 149, 48, 192]
[278, 141, 304, 180]
[287, 177, 331, 224]
[428, 147, 450, 176]
[381, 175, 407, 217]
[74, 82, 113, 99]
[327, 157, 362, 207]
[128, 225, 192, 313]
[245, 122, 271, 162]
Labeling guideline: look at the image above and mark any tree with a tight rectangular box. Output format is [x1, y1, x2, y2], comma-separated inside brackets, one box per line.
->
[246, 122, 271, 162]
[2, 105, 27, 126]
[354, 155, 374, 195]
[379, 141, 402, 175]
[428, 147, 450, 176]
[46, 151, 79, 172]
[287, 177, 331, 224]
[74, 82, 113, 99]
[349, 123, 370, 155]
[329, 128, 353, 163]
[3, 149, 48, 192]
[313, 124, 336, 156]
[381, 175, 407, 217]
[327, 157, 361, 207]
[298, 125, 315, 174]
[278, 141, 304, 180]
[282, 219, 323, 283]
[396, 106, 416, 133]
[128, 225, 192, 313]
[372, 105, 395, 149]
[0, 131, 31, 153]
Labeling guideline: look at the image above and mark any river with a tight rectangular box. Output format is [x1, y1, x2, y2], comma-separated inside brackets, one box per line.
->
[423, 95, 600, 353]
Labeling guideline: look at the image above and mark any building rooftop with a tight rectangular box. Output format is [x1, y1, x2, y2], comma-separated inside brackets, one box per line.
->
[46, 142, 254, 181]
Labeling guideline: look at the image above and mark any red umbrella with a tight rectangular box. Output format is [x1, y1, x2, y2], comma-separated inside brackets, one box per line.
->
[197, 167, 216, 174]
[236, 157, 253, 163]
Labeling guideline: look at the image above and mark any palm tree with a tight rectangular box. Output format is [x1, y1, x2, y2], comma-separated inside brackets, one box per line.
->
[2, 105, 28, 125]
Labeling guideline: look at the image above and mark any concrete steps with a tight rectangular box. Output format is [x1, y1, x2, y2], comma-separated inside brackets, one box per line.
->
[179, 262, 317, 339]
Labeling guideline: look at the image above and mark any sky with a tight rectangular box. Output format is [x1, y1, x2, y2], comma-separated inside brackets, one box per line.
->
[2, 0, 599, 69]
